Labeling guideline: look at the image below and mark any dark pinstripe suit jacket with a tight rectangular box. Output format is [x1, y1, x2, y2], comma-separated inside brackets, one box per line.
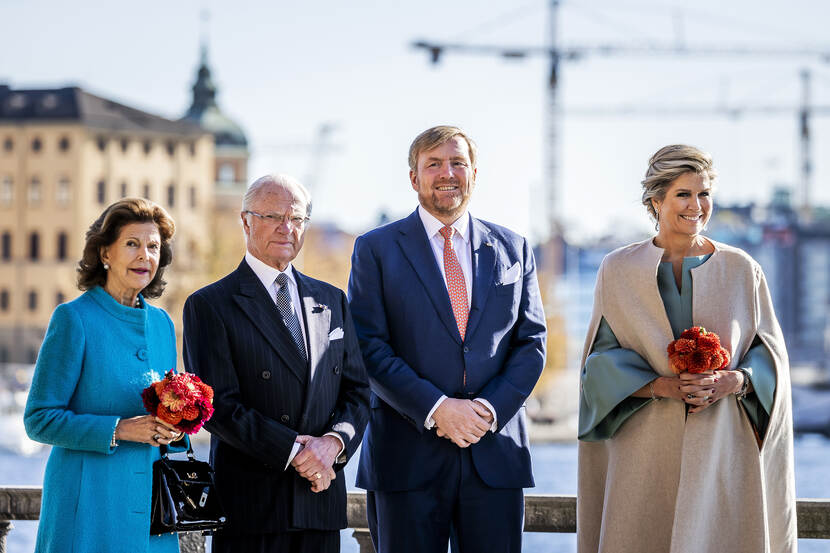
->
[183, 260, 370, 535]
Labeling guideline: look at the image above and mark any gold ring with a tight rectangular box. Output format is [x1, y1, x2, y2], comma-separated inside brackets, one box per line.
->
[315, 472, 322, 480]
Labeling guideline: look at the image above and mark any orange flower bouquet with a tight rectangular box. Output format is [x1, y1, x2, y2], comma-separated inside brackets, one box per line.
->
[141, 370, 215, 434]
[667, 326, 731, 374]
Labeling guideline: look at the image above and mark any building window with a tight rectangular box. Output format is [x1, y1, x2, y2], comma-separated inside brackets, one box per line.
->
[219, 163, 235, 183]
[167, 184, 175, 208]
[0, 176, 12, 205]
[97, 180, 106, 205]
[56, 177, 71, 206]
[28, 177, 42, 206]
[28, 290, 38, 311]
[166, 142, 176, 157]
[142, 183, 151, 200]
[0, 347, 7, 364]
[189, 186, 197, 208]
[59, 136, 70, 152]
[97, 136, 108, 152]
[57, 232, 68, 261]
[56, 291, 65, 306]
[2, 231, 11, 260]
[0, 289, 8, 311]
[120, 181, 128, 198]
[120, 138, 129, 153]
[29, 232, 40, 261]
[28, 348, 37, 363]
[31, 137, 42, 153]
[143, 140, 152, 155]
[2, 138, 11, 152]
[189, 142, 196, 156]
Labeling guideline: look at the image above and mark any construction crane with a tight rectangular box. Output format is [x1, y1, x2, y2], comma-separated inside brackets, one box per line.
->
[412, 0, 830, 236]
[565, 69, 830, 216]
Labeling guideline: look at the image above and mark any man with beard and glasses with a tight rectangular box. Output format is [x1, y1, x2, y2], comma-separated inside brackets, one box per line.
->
[347, 125, 547, 553]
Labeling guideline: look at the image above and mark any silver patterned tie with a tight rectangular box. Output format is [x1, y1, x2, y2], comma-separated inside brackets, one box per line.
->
[275, 272, 307, 363]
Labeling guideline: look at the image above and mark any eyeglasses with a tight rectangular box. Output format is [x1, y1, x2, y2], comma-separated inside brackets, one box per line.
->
[244, 210, 310, 229]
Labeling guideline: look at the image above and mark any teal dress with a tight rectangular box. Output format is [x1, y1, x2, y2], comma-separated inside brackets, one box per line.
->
[24, 286, 182, 553]
[579, 255, 776, 441]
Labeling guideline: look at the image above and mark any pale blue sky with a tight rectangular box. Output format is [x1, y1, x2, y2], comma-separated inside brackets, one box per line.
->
[3, 0, 829, 241]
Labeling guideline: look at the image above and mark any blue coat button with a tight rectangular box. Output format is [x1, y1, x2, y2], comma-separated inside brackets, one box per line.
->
[136, 348, 148, 361]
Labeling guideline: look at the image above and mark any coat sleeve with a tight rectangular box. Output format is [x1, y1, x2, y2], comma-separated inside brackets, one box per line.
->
[24, 304, 120, 454]
[475, 237, 547, 432]
[348, 234, 446, 430]
[183, 291, 298, 468]
[327, 289, 371, 464]
[579, 317, 657, 441]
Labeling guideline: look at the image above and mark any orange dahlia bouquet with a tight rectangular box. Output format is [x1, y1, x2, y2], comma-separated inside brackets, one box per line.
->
[667, 326, 731, 374]
[141, 370, 215, 434]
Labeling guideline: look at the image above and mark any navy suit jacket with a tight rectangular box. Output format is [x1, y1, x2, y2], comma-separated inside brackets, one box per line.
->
[183, 260, 370, 534]
[348, 209, 547, 492]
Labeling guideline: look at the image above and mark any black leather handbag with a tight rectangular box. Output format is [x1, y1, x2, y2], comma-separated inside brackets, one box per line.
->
[150, 443, 227, 535]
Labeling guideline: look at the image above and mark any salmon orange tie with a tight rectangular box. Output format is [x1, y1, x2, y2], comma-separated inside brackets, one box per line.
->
[439, 226, 469, 340]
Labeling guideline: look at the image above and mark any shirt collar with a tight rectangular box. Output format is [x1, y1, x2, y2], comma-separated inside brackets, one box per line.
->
[245, 251, 296, 291]
[417, 205, 470, 244]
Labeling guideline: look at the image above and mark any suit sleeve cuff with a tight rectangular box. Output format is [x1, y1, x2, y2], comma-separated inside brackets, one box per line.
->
[323, 431, 347, 463]
[474, 398, 498, 432]
[425, 395, 448, 429]
[284, 441, 302, 471]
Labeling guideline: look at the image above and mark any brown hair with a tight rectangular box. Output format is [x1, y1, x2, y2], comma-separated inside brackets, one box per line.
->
[408, 125, 478, 172]
[641, 144, 717, 223]
[77, 198, 175, 298]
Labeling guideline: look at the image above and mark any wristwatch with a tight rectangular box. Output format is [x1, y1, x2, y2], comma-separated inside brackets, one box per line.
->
[735, 368, 750, 400]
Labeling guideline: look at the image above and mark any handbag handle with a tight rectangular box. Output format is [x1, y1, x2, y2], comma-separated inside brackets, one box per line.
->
[159, 439, 196, 461]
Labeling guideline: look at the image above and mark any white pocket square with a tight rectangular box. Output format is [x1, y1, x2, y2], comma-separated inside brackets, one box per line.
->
[501, 262, 521, 285]
[328, 327, 344, 340]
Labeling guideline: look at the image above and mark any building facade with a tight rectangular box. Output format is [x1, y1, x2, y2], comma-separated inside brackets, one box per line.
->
[0, 85, 215, 364]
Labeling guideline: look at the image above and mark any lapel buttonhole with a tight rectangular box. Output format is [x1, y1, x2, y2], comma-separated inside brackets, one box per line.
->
[312, 304, 327, 313]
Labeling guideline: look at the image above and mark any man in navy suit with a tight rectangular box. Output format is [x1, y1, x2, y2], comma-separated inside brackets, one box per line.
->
[183, 174, 369, 553]
[348, 126, 547, 553]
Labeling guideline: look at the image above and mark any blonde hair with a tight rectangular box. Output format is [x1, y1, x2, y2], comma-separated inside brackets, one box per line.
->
[641, 144, 717, 222]
[408, 125, 477, 172]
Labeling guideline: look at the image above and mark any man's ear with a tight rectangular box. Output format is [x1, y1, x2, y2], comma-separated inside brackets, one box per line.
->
[410, 170, 418, 191]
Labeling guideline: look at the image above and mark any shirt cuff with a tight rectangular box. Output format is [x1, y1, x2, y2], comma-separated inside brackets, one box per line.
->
[474, 398, 498, 432]
[284, 441, 302, 471]
[425, 395, 448, 429]
[323, 431, 347, 463]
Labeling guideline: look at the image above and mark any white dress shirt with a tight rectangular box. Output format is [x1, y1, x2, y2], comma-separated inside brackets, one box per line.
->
[416, 206, 498, 432]
[244, 252, 345, 468]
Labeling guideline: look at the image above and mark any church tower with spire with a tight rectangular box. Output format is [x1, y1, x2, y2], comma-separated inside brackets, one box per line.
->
[181, 42, 249, 194]
[181, 38, 251, 277]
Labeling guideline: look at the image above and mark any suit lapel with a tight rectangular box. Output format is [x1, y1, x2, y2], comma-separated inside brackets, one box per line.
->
[295, 271, 332, 431]
[466, 217, 496, 340]
[231, 261, 308, 384]
[396, 210, 463, 344]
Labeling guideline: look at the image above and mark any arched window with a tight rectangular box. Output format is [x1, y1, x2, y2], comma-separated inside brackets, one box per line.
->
[0, 289, 9, 311]
[97, 180, 106, 205]
[57, 232, 68, 261]
[1, 231, 10, 261]
[28, 289, 38, 311]
[28, 177, 41, 205]
[31, 137, 42, 152]
[167, 183, 175, 208]
[56, 177, 71, 206]
[0, 176, 12, 205]
[59, 136, 70, 152]
[29, 231, 40, 261]
[189, 186, 197, 208]
[142, 183, 151, 200]
[120, 181, 128, 198]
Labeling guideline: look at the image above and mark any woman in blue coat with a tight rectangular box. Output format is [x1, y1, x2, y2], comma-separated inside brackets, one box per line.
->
[25, 198, 184, 553]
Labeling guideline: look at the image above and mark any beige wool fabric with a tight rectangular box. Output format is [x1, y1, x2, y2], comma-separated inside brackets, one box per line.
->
[577, 237, 796, 553]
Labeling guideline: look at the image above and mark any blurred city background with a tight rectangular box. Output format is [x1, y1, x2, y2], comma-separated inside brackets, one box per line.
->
[1, 0, 830, 550]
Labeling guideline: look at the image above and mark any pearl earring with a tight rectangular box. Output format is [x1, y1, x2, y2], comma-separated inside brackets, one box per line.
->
[103, 263, 109, 270]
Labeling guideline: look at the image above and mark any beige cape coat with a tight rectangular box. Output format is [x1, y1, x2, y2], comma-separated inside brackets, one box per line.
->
[577, 237, 796, 553]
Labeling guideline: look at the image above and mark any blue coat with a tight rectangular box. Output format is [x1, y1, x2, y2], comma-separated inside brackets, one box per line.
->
[24, 286, 180, 553]
[348, 209, 547, 492]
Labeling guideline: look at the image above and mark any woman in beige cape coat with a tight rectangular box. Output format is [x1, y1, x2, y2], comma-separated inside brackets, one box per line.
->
[577, 145, 796, 553]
